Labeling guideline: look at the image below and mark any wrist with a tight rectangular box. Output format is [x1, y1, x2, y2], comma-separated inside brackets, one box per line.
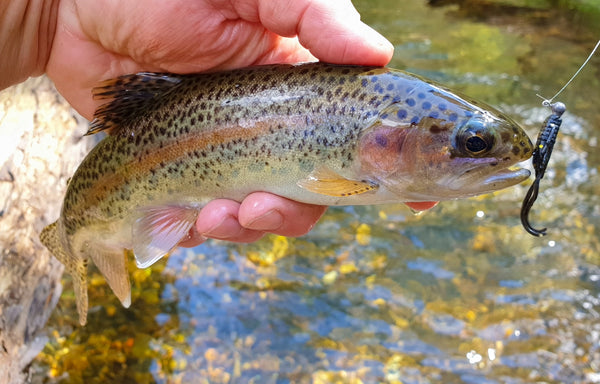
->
[0, 0, 59, 90]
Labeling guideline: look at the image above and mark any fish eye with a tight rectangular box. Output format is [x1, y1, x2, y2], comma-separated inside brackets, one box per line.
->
[466, 135, 488, 153]
[456, 119, 495, 157]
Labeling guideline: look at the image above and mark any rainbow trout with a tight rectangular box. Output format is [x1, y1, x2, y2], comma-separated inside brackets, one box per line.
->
[41, 62, 533, 325]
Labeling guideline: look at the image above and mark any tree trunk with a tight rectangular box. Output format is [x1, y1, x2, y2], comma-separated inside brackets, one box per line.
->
[0, 76, 94, 383]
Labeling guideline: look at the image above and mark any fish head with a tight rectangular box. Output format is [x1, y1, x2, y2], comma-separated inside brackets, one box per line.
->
[358, 81, 533, 201]
[442, 109, 533, 196]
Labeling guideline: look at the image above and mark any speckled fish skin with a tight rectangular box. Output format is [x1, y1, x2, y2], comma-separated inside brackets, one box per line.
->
[40, 62, 533, 325]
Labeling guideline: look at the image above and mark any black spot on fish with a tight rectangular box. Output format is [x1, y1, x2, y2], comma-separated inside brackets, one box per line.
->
[429, 124, 445, 134]
[418, 93, 426, 99]
[375, 134, 388, 147]
[406, 98, 416, 107]
[449, 113, 458, 122]
[422, 101, 432, 110]
[397, 109, 408, 119]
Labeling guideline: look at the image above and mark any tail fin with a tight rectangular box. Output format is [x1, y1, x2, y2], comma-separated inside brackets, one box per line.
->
[40, 222, 89, 325]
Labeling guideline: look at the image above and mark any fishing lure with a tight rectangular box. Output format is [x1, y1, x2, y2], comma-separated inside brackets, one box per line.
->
[520, 38, 599, 236]
[520, 101, 565, 236]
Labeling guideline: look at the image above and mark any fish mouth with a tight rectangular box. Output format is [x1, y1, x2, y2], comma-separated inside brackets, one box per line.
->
[479, 167, 531, 189]
[447, 158, 531, 196]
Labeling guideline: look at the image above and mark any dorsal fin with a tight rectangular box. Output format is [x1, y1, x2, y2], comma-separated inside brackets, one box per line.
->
[87, 72, 184, 135]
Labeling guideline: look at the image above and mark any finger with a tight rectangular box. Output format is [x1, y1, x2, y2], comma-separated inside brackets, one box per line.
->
[177, 226, 207, 248]
[257, 0, 394, 66]
[238, 192, 327, 237]
[194, 199, 265, 242]
[405, 201, 439, 211]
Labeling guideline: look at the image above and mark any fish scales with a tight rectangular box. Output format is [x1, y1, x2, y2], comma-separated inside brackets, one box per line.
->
[41, 62, 533, 324]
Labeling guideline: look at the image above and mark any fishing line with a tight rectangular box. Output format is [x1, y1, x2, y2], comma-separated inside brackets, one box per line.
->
[536, 39, 600, 105]
[521, 39, 600, 237]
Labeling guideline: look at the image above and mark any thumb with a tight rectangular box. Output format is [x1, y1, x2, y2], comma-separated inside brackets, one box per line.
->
[258, 0, 393, 66]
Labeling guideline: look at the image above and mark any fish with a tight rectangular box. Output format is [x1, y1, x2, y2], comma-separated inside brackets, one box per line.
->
[40, 62, 533, 325]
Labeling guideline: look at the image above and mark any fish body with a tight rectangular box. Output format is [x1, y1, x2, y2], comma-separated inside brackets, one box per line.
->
[40, 62, 533, 324]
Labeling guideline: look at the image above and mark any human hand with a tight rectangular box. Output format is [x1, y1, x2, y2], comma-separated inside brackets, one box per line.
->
[46, 0, 394, 120]
[2, 0, 394, 246]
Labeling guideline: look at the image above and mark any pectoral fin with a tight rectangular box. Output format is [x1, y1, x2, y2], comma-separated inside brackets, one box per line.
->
[132, 205, 199, 269]
[297, 167, 378, 197]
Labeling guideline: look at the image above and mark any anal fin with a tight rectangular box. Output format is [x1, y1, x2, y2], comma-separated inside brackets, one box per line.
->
[297, 166, 378, 197]
[90, 248, 132, 307]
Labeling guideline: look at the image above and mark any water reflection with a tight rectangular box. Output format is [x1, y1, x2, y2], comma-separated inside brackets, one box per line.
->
[34, 0, 599, 383]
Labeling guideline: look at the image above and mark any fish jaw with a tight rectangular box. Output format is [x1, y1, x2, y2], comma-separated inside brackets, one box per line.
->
[366, 143, 532, 201]
[442, 157, 531, 197]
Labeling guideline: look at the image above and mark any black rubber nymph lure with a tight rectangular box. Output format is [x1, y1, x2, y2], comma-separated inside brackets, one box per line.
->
[520, 101, 566, 237]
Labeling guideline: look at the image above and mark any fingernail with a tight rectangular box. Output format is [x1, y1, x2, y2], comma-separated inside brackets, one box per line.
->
[245, 209, 284, 231]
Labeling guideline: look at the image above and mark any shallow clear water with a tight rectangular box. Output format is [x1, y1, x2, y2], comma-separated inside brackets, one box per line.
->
[33, 1, 600, 383]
